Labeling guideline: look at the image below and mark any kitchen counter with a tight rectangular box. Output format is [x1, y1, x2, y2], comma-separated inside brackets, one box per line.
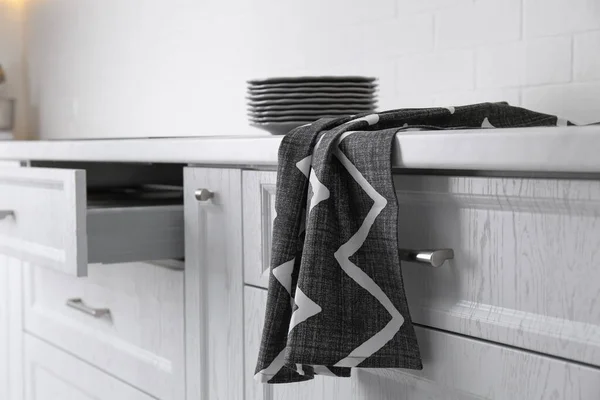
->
[3, 124, 600, 400]
[0, 125, 599, 173]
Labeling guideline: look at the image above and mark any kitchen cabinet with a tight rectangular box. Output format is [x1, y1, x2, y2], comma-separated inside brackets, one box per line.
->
[0, 161, 186, 400]
[1, 130, 600, 399]
[238, 169, 600, 400]
[242, 170, 600, 367]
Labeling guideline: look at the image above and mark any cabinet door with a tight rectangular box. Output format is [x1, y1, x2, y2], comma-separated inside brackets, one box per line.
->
[24, 334, 153, 400]
[0, 255, 23, 400]
[242, 170, 276, 288]
[0, 255, 9, 399]
[244, 286, 353, 400]
[184, 168, 244, 400]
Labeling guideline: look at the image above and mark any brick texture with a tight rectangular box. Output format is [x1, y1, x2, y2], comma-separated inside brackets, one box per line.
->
[18, 0, 600, 138]
[476, 37, 572, 88]
[524, 0, 600, 38]
[574, 31, 600, 82]
[436, 0, 521, 49]
[522, 83, 600, 124]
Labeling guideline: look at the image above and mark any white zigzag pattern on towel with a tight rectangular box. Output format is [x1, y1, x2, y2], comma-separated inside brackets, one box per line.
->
[254, 348, 286, 382]
[289, 288, 323, 333]
[296, 156, 312, 178]
[296, 156, 312, 235]
[309, 169, 330, 212]
[272, 258, 295, 296]
[481, 117, 495, 128]
[303, 138, 330, 213]
[332, 130, 405, 368]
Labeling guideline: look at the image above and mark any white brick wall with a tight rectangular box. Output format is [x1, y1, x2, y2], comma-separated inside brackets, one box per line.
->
[436, 0, 521, 49]
[21, 0, 600, 138]
[524, 0, 600, 37]
[574, 31, 600, 82]
[476, 37, 572, 89]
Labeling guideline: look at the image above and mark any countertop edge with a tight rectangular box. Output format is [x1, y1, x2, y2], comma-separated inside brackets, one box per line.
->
[0, 126, 599, 173]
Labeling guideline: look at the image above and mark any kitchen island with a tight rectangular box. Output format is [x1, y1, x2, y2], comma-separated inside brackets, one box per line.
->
[1, 126, 600, 400]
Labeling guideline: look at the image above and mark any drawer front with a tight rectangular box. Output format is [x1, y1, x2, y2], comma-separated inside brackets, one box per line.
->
[0, 167, 87, 276]
[356, 326, 600, 400]
[395, 174, 600, 367]
[0, 167, 184, 277]
[245, 286, 600, 400]
[242, 170, 277, 288]
[24, 334, 153, 400]
[24, 261, 185, 400]
[242, 171, 600, 366]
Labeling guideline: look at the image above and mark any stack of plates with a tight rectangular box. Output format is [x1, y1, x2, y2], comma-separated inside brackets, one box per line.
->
[247, 76, 378, 135]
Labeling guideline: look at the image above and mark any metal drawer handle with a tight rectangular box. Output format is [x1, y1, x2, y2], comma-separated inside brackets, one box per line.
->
[0, 210, 14, 220]
[195, 188, 214, 202]
[66, 298, 111, 318]
[399, 248, 454, 268]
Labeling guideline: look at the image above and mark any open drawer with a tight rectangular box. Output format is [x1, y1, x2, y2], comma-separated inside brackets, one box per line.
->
[0, 166, 184, 277]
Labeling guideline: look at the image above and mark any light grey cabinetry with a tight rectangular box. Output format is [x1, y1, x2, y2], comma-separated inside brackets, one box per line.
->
[238, 170, 600, 400]
[184, 167, 245, 400]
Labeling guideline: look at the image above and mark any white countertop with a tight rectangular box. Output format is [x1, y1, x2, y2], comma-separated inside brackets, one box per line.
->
[0, 126, 599, 173]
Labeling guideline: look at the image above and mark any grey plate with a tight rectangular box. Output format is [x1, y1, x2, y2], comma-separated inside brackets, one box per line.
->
[250, 116, 319, 123]
[247, 76, 376, 85]
[248, 97, 376, 106]
[250, 121, 312, 135]
[248, 81, 378, 89]
[247, 92, 375, 101]
[248, 109, 365, 117]
[248, 86, 377, 95]
[248, 103, 376, 111]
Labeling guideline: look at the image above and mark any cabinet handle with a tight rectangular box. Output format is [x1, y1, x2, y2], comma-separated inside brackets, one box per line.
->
[66, 298, 111, 318]
[0, 210, 14, 220]
[398, 248, 454, 268]
[195, 188, 214, 202]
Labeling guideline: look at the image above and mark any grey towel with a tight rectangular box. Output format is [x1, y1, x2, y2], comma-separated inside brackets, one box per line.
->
[255, 102, 573, 384]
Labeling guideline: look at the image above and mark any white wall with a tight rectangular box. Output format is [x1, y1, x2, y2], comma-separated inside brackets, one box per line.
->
[0, 0, 26, 139]
[22, 0, 600, 139]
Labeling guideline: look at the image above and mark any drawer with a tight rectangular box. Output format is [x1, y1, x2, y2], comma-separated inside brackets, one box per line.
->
[245, 286, 600, 400]
[23, 261, 185, 400]
[242, 170, 600, 366]
[0, 166, 184, 277]
[356, 326, 600, 400]
[395, 174, 600, 367]
[24, 333, 153, 400]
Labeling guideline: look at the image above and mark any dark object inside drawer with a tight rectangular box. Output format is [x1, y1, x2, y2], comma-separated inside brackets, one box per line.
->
[87, 185, 183, 208]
